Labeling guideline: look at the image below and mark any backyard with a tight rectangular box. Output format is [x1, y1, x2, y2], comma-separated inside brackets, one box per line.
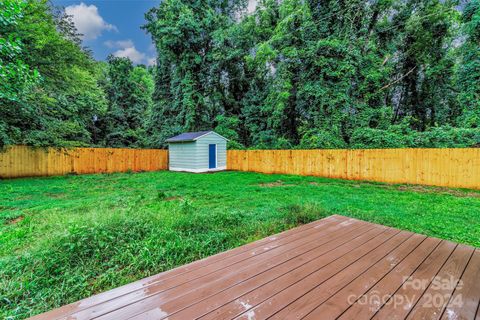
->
[1, 170, 479, 319]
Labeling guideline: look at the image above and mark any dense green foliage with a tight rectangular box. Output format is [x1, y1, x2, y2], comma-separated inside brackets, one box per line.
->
[1, 171, 479, 318]
[0, 0, 105, 147]
[0, 0, 154, 148]
[95, 56, 154, 147]
[0, 0, 39, 100]
[144, 0, 480, 148]
[457, 0, 480, 128]
[0, 0, 479, 148]
[0, 0, 39, 145]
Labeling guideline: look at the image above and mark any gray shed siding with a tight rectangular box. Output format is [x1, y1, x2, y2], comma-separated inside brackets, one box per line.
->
[194, 133, 227, 169]
[168, 142, 201, 169]
[168, 132, 227, 172]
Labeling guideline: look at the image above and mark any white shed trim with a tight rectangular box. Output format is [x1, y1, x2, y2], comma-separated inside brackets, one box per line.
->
[169, 166, 226, 173]
[193, 131, 229, 141]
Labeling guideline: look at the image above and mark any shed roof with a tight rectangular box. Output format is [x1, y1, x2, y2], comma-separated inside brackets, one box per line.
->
[165, 131, 228, 143]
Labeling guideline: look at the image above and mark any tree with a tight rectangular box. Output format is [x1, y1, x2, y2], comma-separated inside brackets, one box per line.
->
[1, 0, 107, 147]
[0, 0, 39, 147]
[143, 0, 245, 146]
[2, 0, 478, 150]
[384, 0, 459, 130]
[99, 56, 153, 147]
[457, 0, 480, 128]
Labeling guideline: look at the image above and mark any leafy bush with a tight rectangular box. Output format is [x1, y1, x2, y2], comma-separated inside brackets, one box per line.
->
[414, 126, 480, 147]
[350, 125, 480, 149]
[299, 129, 347, 149]
[253, 131, 293, 149]
[350, 126, 411, 149]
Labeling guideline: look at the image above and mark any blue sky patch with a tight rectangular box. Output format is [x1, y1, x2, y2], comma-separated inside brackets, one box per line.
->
[53, 0, 160, 65]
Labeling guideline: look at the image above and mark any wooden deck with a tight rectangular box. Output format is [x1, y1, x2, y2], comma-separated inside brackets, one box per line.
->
[31, 215, 480, 320]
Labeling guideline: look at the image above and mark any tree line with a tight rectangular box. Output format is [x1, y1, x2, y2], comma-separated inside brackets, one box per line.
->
[1, 0, 479, 150]
[0, 0, 154, 148]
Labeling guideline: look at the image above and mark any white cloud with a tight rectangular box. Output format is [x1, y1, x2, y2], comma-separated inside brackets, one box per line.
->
[65, 3, 117, 40]
[104, 39, 134, 49]
[147, 57, 157, 66]
[113, 47, 146, 64]
[105, 39, 156, 65]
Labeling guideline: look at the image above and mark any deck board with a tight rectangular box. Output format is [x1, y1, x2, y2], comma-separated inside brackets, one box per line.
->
[440, 249, 480, 320]
[336, 237, 442, 320]
[265, 230, 410, 320]
[303, 233, 430, 319]
[30, 215, 479, 320]
[91, 219, 367, 319]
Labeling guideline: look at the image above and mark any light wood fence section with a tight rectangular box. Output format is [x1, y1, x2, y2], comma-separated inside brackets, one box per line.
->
[227, 149, 480, 189]
[0, 146, 168, 178]
[2, 146, 479, 189]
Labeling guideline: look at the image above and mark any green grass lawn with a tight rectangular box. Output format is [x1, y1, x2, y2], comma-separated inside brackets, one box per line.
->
[1, 171, 479, 319]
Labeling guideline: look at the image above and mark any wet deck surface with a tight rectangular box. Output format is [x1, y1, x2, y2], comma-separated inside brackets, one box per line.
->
[31, 215, 480, 320]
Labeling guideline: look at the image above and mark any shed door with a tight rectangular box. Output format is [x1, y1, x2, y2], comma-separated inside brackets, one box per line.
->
[209, 144, 216, 169]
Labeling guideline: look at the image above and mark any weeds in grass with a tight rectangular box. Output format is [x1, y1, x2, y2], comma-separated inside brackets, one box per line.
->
[282, 204, 331, 225]
[157, 190, 168, 200]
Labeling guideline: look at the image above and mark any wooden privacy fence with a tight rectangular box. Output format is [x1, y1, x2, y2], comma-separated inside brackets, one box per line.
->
[0, 146, 168, 178]
[227, 149, 480, 189]
[2, 146, 479, 189]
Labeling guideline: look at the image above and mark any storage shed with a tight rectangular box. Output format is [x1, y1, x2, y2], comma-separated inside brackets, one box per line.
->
[165, 131, 228, 173]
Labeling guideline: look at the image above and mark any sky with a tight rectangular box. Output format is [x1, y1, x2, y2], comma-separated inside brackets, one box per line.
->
[52, 0, 161, 65]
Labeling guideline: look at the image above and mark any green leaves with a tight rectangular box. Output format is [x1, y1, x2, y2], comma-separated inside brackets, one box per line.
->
[1, 0, 479, 149]
[0, 0, 25, 27]
[97, 56, 153, 148]
[146, 0, 470, 149]
[0, 0, 109, 148]
[456, 0, 480, 129]
[0, 0, 39, 104]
